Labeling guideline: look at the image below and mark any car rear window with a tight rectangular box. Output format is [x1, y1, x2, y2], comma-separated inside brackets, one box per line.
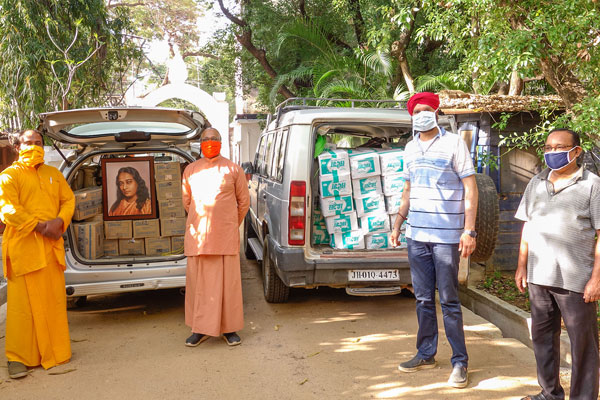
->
[68, 121, 191, 136]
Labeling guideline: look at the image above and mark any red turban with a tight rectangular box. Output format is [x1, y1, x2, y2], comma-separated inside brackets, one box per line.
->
[407, 92, 440, 116]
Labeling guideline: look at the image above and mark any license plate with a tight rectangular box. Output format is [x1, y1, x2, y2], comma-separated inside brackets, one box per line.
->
[348, 269, 399, 281]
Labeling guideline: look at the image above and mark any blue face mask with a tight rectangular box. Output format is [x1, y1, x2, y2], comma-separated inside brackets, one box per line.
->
[544, 147, 577, 170]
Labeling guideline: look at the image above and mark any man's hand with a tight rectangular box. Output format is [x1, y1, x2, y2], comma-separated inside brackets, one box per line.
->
[43, 217, 64, 240]
[515, 265, 528, 293]
[35, 221, 47, 234]
[583, 278, 600, 303]
[458, 233, 476, 258]
[390, 229, 400, 247]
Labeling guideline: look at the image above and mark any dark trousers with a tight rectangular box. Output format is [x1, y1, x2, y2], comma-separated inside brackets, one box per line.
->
[407, 238, 468, 368]
[529, 283, 599, 400]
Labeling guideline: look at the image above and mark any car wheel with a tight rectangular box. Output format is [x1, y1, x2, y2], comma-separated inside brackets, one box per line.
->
[471, 173, 499, 262]
[243, 215, 257, 260]
[262, 234, 290, 303]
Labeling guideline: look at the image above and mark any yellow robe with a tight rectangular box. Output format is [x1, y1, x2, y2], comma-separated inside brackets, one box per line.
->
[0, 161, 75, 368]
[108, 197, 152, 216]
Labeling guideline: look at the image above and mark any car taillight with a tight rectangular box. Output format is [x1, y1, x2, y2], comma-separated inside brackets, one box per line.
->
[288, 180, 306, 245]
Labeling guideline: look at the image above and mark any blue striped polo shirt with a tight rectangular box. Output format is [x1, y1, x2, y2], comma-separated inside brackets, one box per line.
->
[401, 127, 475, 244]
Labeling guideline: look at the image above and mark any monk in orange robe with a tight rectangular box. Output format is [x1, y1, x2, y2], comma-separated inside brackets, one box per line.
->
[0, 130, 75, 379]
[108, 167, 152, 216]
[181, 127, 250, 347]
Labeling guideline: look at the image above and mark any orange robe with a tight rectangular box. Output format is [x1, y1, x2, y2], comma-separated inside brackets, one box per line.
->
[0, 161, 75, 369]
[181, 155, 250, 336]
[109, 197, 152, 216]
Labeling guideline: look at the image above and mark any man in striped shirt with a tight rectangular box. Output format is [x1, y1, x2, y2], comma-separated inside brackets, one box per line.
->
[391, 92, 478, 388]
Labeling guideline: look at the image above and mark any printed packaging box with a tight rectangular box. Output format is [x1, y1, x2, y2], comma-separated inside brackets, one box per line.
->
[104, 220, 132, 239]
[154, 162, 181, 182]
[365, 232, 392, 250]
[312, 226, 330, 245]
[319, 195, 354, 217]
[73, 187, 103, 221]
[330, 230, 365, 250]
[132, 219, 160, 238]
[160, 217, 186, 236]
[385, 194, 403, 214]
[352, 176, 383, 198]
[318, 149, 350, 176]
[118, 238, 145, 255]
[324, 212, 359, 234]
[319, 173, 352, 198]
[75, 219, 104, 259]
[355, 194, 386, 217]
[171, 236, 185, 254]
[145, 237, 171, 256]
[378, 149, 404, 175]
[382, 174, 406, 195]
[156, 180, 183, 201]
[360, 212, 391, 234]
[158, 199, 186, 218]
[349, 151, 381, 179]
[103, 239, 119, 257]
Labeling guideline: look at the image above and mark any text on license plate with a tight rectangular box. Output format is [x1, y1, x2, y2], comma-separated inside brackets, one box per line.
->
[348, 269, 399, 281]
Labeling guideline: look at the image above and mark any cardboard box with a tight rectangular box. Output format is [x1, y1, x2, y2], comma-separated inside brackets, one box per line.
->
[324, 212, 359, 234]
[132, 219, 160, 238]
[378, 149, 404, 175]
[360, 212, 391, 234]
[104, 220, 132, 239]
[75, 220, 104, 259]
[352, 176, 383, 198]
[319, 173, 352, 198]
[382, 174, 406, 195]
[330, 230, 365, 250]
[154, 162, 181, 182]
[355, 194, 386, 217]
[319, 195, 354, 217]
[312, 224, 330, 245]
[318, 149, 350, 176]
[156, 180, 183, 201]
[160, 217, 186, 237]
[145, 237, 171, 256]
[73, 187, 103, 221]
[385, 194, 403, 214]
[349, 151, 381, 179]
[365, 232, 393, 249]
[171, 236, 185, 254]
[118, 238, 145, 255]
[103, 239, 119, 257]
[158, 199, 186, 218]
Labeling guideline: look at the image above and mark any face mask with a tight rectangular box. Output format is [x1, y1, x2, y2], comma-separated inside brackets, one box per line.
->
[412, 110, 438, 133]
[18, 144, 45, 167]
[201, 141, 221, 158]
[544, 147, 577, 170]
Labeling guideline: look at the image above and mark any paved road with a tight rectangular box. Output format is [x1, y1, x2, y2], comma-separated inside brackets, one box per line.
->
[0, 253, 544, 399]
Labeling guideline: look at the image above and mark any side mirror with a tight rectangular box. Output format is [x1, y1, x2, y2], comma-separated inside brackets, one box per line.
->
[241, 162, 254, 181]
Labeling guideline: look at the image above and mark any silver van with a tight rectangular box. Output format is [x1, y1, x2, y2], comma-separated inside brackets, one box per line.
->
[243, 98, 498, 303]
[39, 107, 205, 304]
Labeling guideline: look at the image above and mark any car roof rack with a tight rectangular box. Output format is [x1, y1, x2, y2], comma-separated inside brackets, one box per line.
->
[267, 97, 407, 128]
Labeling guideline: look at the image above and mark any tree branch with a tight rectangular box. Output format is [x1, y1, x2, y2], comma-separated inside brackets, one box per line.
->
[107, 1, 146, 9]
[347, 0, 366, 47]
[181, 50, 220, 60]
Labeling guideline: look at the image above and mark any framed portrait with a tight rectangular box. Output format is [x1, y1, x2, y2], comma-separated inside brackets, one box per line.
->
[101, 156, 157, 221]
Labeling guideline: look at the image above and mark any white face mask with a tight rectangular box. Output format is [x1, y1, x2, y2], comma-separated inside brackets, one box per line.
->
[412, 110, 438, 133]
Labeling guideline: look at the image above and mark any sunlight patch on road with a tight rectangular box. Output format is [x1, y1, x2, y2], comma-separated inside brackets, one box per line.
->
[463, 322, 499, 333]
[333, 333, 406, 353]
[312, 312, 366, 324]
[472, 376, 538, 390]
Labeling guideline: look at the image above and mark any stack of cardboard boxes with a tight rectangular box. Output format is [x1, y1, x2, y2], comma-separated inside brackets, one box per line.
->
[155, 162, 186, 254]
[313, 146, 407, 251]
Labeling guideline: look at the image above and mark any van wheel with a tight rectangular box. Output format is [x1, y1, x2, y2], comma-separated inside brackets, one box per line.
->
[243, 216, 256, 260]
[262, 235, 290, 303]
[471, 173, 499, 262]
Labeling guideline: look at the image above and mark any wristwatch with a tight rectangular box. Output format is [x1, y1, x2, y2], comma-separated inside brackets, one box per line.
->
[464, 229, 477, 238]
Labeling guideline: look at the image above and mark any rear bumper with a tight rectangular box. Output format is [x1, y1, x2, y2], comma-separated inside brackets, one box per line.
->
[268, 236, 411, 288]
[64, 276, 186, 297]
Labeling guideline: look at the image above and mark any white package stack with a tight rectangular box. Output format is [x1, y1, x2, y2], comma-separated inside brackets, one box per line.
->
[365, 232, 393, 250]
[378, 149, 404, 175]
[325, 212, 359, 234]
[312, 207, 330, 245]
[360, 212, 391, 234]
[352, 176, 383, 198]
[385, 194, 403, 214]
[320, 195, 354, 217]
[318, 149, 350, 176]
[349, 150, 381, 179]
[330, 231, 365, 250]
[355, 194, 386, 217]
[382, 174, 406, 195]
[320, 173, 352, 198]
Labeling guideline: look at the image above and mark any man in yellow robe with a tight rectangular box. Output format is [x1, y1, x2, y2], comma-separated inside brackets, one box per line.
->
[181, 128, 250, 347]
[0, 130, 75, 379]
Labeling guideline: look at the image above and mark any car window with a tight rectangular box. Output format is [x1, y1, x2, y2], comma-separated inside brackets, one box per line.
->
[254, 135, 265, 173]
[270, 130, 282, 179]
[275, 128, 289, 182]
[262, 132, 274, 177]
